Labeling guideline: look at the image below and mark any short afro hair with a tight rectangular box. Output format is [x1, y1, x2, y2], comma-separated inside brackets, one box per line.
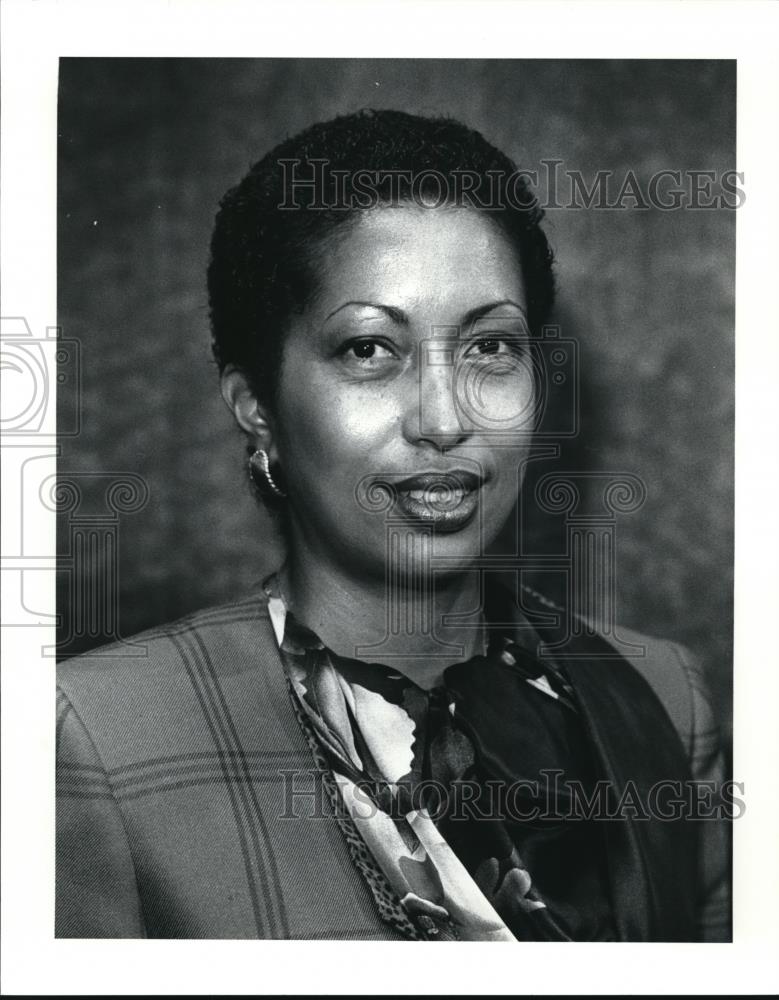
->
[208, 108, 555, 407]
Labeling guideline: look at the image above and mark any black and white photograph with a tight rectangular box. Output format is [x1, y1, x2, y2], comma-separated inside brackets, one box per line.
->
[2, 1, 778, 995]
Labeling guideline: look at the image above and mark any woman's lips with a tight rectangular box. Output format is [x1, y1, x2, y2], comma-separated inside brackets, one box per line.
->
[383, 471, 484, 532]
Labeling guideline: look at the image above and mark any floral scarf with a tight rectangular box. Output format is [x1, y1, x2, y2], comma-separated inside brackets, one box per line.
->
[265, 575, 615, 942]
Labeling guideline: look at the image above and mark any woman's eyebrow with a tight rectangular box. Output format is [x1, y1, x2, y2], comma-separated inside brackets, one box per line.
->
[461, 299, 528, 325]
[322, 298, 527, 327]
[323, 301, 409, 325]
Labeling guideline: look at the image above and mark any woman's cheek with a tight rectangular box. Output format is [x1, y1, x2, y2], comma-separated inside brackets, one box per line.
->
[333, 389, 403, 452]
[454, 367, 535, 433]
[486, 376, 535, 430]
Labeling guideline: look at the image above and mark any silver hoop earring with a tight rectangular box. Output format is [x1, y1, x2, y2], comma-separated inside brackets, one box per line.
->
[249, 448, 287, 499]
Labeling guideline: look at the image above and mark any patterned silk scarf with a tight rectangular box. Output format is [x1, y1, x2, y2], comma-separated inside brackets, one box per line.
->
[265, 575, 616, 942]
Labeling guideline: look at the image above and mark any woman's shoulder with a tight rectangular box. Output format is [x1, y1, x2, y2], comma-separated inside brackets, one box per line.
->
[602, 622, 724, 780]
[589, 622, 724, 780]
[598, 621, 703, 754]
[517, 584, 714, 759]
[56, 585, 283, 761]
[59, 585, 273, 676]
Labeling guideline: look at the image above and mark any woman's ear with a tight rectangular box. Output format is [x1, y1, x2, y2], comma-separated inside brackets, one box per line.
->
[220, 366, 277, 460]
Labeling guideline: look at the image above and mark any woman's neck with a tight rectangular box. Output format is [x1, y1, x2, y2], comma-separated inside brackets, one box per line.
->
[278, 548, 486, 690]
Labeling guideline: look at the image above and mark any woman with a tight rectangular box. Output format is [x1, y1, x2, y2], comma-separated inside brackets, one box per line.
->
[56, 109, 730, 941]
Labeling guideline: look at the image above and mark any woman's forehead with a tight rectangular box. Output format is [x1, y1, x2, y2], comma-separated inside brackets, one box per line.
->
[310, 205, 527, 324]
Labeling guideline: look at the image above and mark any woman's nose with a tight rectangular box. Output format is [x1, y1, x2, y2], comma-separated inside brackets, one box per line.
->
[402, 342, 469, 451]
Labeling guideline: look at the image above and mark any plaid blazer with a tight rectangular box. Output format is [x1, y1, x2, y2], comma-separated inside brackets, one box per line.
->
[56, 586, 731, 940]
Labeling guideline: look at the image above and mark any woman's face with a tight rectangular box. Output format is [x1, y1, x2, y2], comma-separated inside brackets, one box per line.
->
[271, 204, 537, 580]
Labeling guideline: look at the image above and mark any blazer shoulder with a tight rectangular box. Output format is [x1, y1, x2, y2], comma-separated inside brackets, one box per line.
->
[600, 623, 709, 758]
[55, 585, 292, 773]
[57, 588, 278, 723]
[59, 586, 270, 674]
[518, 585, 704, 748]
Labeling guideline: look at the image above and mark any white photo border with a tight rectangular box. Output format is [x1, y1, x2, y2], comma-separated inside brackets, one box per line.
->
[2, 0, 778, 995]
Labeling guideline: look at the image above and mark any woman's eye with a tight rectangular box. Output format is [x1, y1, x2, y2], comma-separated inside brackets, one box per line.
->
[343, 339, 396, 363]
[465, 338, 522, 359]
[473, 339, 503, 356]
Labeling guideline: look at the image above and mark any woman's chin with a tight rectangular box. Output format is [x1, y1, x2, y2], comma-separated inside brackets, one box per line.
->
[364, 516, 497, 574]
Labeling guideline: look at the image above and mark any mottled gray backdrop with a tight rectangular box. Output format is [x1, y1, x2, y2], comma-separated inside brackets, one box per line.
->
[57, 59, 734, 737]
